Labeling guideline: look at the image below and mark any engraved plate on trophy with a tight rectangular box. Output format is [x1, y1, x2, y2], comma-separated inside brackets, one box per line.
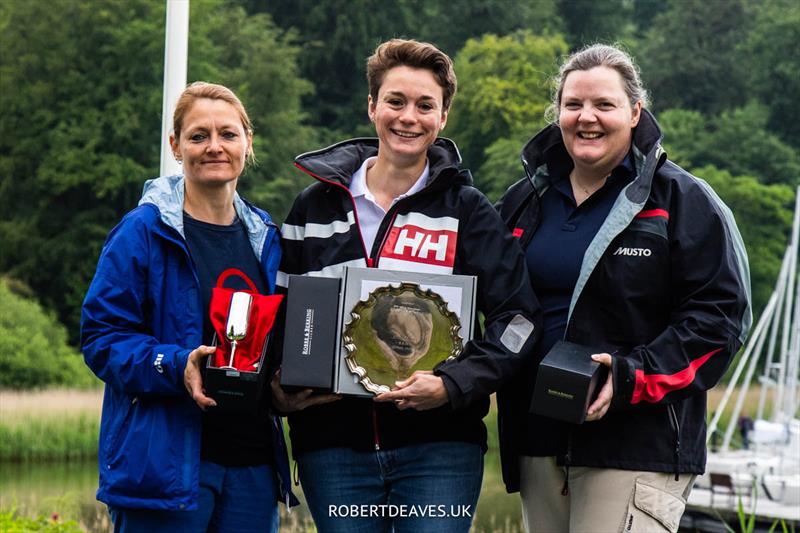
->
[342, 282, 462, 395]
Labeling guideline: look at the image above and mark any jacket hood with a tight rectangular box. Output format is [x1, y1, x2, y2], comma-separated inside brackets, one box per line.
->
[138, 175, 275, 259]
[520, 109, 666, 204]
[294, 137, 472, 190]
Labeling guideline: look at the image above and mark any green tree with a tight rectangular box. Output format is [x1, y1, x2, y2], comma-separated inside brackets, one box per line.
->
[740, 0, 800, 148]
[0, 0, 165, 341]
[659, 105, 800, 186]
[447, 31, 568, 180]
[415, 0, 562, 56]
[0, 0, 314, 339]
[637, 0, 752, 114]
[255, 0, 414, 136]
[557, 0, 634, 47]
[0, 280, 97, 389]
[188, 0, 318, 221]
[254, 0, 563, 139]
[476, 134, 531, 202]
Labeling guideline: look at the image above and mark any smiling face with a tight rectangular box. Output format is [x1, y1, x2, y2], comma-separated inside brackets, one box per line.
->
[368, 66, 448, 167]
[559, 66, 642, 177]
[170, 98, 252, 188]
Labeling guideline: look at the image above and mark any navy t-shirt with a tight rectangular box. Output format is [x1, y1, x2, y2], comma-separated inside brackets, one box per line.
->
[183, 212, 273, 467]
[523, 155, 633, 456]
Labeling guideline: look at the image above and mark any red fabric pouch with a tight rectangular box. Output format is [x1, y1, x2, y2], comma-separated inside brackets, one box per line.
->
[208, 268, 283, 371]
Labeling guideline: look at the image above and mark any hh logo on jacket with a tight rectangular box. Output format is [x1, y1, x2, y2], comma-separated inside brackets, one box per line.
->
[379, 213, 458, 274]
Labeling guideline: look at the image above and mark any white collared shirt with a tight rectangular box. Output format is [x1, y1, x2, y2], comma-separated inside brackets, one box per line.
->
[349, 156, 430, 254]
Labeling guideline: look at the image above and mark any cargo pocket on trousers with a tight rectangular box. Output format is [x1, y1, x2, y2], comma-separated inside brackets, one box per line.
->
[629, 480, 685, 532]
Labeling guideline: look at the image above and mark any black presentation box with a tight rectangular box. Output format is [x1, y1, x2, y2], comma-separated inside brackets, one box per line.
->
[205, 335, 269, 414]
[280, 275, 342, 392]
[530, 340, 608, 424]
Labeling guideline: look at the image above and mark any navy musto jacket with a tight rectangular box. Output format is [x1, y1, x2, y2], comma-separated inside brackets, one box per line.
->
[278, 138, 541, 456]
[495, 110, 752, 492]
[81, 175, 296, 510]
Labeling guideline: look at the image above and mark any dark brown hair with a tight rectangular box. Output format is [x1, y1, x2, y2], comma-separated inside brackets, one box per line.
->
[367, 39, 457, 111]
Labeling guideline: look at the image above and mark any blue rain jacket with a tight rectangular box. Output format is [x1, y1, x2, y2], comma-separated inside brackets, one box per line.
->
[81, 175, 297, 510]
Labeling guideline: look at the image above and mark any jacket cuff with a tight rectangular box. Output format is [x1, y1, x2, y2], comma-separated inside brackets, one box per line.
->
[176, 348, 191, 388]
[610, 356, 636, 411]
[436, 368, 468, 410]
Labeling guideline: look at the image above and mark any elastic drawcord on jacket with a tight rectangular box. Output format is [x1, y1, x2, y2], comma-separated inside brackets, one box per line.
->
[561, 431, 573, 496]
[668, 405, 681, 481]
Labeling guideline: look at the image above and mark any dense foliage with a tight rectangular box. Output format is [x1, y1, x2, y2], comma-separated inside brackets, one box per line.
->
[0, 280, 96, 389]
[0, 0, 797, 363]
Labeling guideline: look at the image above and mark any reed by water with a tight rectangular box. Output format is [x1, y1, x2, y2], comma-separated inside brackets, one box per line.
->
[0, 389, 102, 461]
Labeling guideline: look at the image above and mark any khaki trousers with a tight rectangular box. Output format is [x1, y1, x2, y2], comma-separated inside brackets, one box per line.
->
[519, 456, 695, 533]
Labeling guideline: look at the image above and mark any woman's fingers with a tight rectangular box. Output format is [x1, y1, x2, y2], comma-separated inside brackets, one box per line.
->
[270, 371, 341, 412]
[374, 372, 448, 411]
[184, 345, 217, 409]
[585, 359, 614, 421]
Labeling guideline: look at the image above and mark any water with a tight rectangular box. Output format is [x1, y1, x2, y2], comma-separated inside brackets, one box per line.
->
[0, 457, 523, 532]
[0, 461, 110, 531]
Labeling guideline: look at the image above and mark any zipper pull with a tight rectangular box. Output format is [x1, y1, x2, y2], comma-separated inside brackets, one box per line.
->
[367, 257, 374, 267]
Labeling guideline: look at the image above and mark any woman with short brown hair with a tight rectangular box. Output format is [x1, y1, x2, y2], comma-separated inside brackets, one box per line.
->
[272, 39, 540, 532]
[82, 82, 294, 532]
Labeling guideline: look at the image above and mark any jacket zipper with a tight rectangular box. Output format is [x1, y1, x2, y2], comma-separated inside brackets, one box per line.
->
[295, 162, 389, 450]
[371, 211, 398, 268]
[668, 404, 681, 481]
[293, 162, 372, 262]
[366, 209, 400, 450]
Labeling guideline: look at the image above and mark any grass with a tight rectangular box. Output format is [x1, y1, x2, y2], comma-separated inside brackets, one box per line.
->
[0, 508, 84, 533]
[0, 389, 102, 461]
[707, 384, 772, 416]
[706, 384, 774, 448]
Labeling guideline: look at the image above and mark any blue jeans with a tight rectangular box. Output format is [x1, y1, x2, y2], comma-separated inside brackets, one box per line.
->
[297, 441, 483, 533]
[109, 461, 279, 533]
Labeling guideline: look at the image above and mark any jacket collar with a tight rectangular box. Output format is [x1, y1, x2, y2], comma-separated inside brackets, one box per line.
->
[519, 109, 666, 203]
[294, 137, 472, 190]
[138, 175, 275, 259]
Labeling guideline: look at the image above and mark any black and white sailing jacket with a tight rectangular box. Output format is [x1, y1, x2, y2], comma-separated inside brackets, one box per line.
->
[278, 138, 541, 456]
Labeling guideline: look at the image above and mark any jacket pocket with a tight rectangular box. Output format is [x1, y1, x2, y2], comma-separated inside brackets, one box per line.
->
[632, 480, 685, 532]
[104, 395, 137, 463]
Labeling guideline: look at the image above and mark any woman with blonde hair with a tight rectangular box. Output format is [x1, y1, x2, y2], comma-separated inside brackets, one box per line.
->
[82, 82, 295, 532]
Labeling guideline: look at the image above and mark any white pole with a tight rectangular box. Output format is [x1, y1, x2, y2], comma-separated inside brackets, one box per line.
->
[757, 247, 790, 420]
[775, 188, 800, 419]
[159, 0, 190, 177]
[782, 260, 800, 420]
